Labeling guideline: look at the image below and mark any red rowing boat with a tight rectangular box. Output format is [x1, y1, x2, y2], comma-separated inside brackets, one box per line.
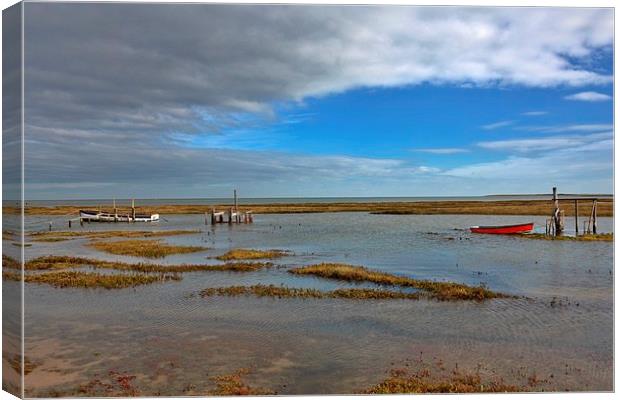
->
[469, 222, 534, 234]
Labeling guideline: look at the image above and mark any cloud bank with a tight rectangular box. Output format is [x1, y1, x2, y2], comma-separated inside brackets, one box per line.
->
[21, 4, 614, 198]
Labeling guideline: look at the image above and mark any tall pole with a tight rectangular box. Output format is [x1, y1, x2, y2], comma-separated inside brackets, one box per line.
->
[234, 189, 238, 212]
[113, 197, 117, 222]
[131, 198, 136, 222]
[554, 187, 562, 235]
[593, 200, 598, 234]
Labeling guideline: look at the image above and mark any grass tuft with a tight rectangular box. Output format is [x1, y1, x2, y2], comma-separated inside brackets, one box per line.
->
[3, 271, 21, 281]
[3, 254, 21, 269]
[89, 239, 207, 258]
[364, 367, 522, 394]
[215, 248, 290, 261]
[29, 229, 199, 241]
[210, 368, 275, 396]
[201, 284, 420, 300]
[289, 263, 508, 301]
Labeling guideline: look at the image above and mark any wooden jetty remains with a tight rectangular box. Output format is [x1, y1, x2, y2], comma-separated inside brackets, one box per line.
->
[207, 190, 254, 225]
[546, 187, 601, 237]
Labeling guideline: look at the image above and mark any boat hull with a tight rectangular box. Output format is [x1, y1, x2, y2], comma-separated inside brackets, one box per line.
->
[79, 210, 159, 222]
[470, 222, 534, 234]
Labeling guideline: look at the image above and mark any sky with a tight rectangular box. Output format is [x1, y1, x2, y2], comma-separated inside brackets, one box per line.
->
[18, 3, 614, 199]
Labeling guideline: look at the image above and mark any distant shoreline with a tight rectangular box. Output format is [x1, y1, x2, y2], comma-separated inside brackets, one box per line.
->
[4, 193, 614, 206]
[6, 198, 614, 217]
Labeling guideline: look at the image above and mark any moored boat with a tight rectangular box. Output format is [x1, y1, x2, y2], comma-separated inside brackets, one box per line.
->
[470, 222, 534, 234]
[79, 210, 159, 222]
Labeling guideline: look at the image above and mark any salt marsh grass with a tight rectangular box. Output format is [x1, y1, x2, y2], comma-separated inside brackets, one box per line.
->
[90, 239, 206, 258]
[215, 248, 290, 261]
[289, 263, 507, 301]
[200, 284, 420, 300]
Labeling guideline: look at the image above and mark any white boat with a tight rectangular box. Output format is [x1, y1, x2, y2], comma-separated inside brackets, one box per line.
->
[79, 210, 159, 222]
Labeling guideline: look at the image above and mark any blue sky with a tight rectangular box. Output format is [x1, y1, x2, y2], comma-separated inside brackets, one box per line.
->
[178, 78, 613, 196]
[194, 81, 613, 163]
[22, 4, 614, 199]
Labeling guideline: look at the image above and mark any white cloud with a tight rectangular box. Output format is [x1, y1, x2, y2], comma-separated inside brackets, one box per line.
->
[477, 131, 611, 152]
[412, 148, 469, 154]
[517, 124, 613, 133]
[481, 120, 515, 130]
[27, 6, 614, 141]
[20, 5, 615, 197]
[564, 91, 612, 102]
[521, 111, 548, 116]
[444, 138, 612, 183]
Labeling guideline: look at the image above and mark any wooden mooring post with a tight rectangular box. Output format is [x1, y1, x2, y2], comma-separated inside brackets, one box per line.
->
[549, 188, 602, 237]
[552, 187, 563, 236]
[574, 199, 579, 236]
[207, 190, 254, 225]
[592, 199, 597, 234]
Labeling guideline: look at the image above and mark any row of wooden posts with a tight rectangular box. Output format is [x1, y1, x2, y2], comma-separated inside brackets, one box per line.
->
[546, 187, 598, 237]
[205, 190, 254, 225]
[206, 208, 254, 225]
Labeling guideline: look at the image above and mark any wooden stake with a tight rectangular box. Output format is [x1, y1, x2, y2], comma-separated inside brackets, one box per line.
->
[587, 200, 594, 234]
[552, 187, 562, 236]
[574, 199, 578, 236]
[583, 220, 587, 235]
[593, 200, 597, 234]
[113, 198, 118, 223]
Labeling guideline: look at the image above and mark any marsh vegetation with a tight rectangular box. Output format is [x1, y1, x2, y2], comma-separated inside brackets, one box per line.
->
[3, 270, 180, 289]
[364, 366, 524, 394]
[2, 254, 273, 289]
[210, 369, 275, 396]
[3, 255, 272, 273]
[12, 199, 614, 217]
[215, 248, 290, 261]
[89, 239, 207, 258]
[289, 263, 508, 301]
[29, 229, 199, 242]
[518, 233, 613, 242]
[200, 284, 421, 300]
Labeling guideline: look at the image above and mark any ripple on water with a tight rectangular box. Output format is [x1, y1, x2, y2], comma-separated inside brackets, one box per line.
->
[21, 212, 613, 393]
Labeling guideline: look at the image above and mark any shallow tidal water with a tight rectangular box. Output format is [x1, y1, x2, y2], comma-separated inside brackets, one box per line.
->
[15, 213, 614, 395]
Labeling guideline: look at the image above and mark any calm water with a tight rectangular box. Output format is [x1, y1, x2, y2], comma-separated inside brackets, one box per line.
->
[14, 213, 614, 395]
